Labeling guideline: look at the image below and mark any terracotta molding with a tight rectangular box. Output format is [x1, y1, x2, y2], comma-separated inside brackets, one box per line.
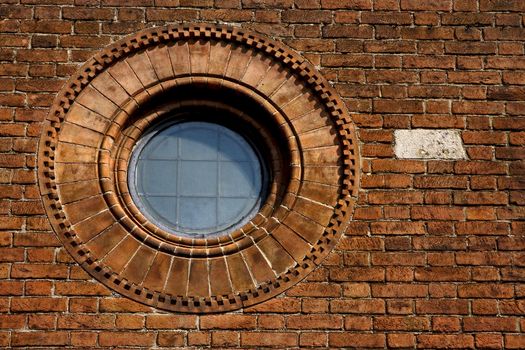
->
[37, 24, 359, 313]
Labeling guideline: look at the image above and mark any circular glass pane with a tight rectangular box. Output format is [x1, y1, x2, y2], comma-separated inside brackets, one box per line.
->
[129, 121, 267, 238]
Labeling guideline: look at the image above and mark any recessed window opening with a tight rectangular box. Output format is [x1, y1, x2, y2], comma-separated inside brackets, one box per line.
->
[128, 119, 269, 239]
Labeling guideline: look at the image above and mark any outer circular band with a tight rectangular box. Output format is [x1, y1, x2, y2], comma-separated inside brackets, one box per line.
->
[38, 24, 359, 313]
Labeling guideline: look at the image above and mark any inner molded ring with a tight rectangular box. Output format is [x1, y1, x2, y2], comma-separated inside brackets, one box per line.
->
[107, 77, 299, 257]
[128, 118, 269, 239]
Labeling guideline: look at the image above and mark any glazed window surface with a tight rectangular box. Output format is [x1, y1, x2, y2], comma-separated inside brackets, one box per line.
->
[129, 121, 266, 238]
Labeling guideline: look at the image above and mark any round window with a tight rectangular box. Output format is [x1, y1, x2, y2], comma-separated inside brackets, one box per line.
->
[128, 121, 268, 238]
[38, 24, 360, 313]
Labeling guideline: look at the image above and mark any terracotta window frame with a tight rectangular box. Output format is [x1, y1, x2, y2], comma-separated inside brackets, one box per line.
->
[38, 24, 359, 313]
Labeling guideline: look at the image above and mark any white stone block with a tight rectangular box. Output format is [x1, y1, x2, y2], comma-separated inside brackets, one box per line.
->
[394, 129, 467, 160]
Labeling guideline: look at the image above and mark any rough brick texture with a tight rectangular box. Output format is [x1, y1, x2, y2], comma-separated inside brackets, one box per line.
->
[1, 0, 524, 348]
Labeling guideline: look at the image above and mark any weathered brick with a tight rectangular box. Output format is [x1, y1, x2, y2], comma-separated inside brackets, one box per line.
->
[417, 334, 474, 349]
[200, 315, 254, 330]
[11, 297, 67, 312]
[331, 299, 385, 314]
[241, 332, 298, 347]
[98, 332, 156, 347]
[329, 333, 385, 348]
[58, 314, 115, 329]
[11, 331, 69, 346]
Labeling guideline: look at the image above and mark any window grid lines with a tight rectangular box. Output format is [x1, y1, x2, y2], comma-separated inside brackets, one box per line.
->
[130, 121, 266, 237]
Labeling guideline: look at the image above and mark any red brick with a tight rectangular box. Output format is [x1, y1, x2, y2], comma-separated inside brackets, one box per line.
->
[188, 331, 209, 346]
[414, 176, 468, 189]
[446, 42, 497, 55]
[11, 297, 67, 312]
[11, 331, 69, 346]
[14, 233, 59, 247]
[68, 298, 97, 313]
[145, 315, 197, 329]
[456, 222, 509, 235]
[27, 314, 56, 330]
[286, 314, 342, 329]
[458, 284, 514, 298]
[70, 331, 97, 347]
[480, 0, 525, 11]
[287, 283, 341, 297]
[372, 284, 428, 298]
[375, 316, 430, 331]
[455, 161, 507, 175]
[464, 317, 518, 332]
[17, 49, 68, 62]
[506, 335, 525, 349]
[0, 315, 25, 329]
[241, 332, 298, 347]
[62, 7, 114, 20]
[258, 314, 284, 329]
[373, 99, 424, 113]
[344, 316, 372, 330]
[388, 333, 416, 348]
[456, 192, 509, 205]
[282, 10, 331, 23]
[58, 314, 115, 329]
[11, 201, 44, 215]
[301, 298, 328, 314]
[474, 334, 502, 349]
[321, 54, 373, 67]
[418, 334, 474, 349]
[200, 315, 255, 330]
[300, 332, 328, 347]
[330, 267, 385, 281]
[331, 299, 385, 314]
[329, 333, 385, 348]
[432, 316, 462, 332]
[369, 191, 423, 205]
[25, 281, 52, 297]
[0, 247, 24, 263]
[115, 315, 144, 329]
[98, 332, 156, 347]
[21, 20, 71, 34]
[342, 283, 370, 297]
[372, 252, 426, 266]
[55, 281, 111, 296]
[211, 331, 239, 346]
[372, 159, 425, 173]
[371, 222, 426, 235]
[361, 174, 412, 188]
[0, 281, 23, 296]
[361, 11, 412, 25]
[245, 297, 301, 313]
[411, 207, 464, 221]
[11, 264, 68, 279]
[157, 332, 185, 347]
[466, 207, 497, 220]
[416, 300, 469, 314]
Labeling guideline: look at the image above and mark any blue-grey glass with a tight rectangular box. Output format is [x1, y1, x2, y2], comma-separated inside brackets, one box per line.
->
[138, 160, 177, 194]
[179, 161, 217, 196]
[220, 162, 258, 196]
[129, 121, 265, 238]
[145, 134, 178, 159]
[178, 197, 216, 230]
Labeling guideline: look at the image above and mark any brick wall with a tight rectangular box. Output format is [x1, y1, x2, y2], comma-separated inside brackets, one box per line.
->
[1, 0, 524, 348]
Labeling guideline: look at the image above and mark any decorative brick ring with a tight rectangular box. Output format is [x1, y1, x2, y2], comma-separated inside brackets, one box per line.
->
[38, 24, 359, 313]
